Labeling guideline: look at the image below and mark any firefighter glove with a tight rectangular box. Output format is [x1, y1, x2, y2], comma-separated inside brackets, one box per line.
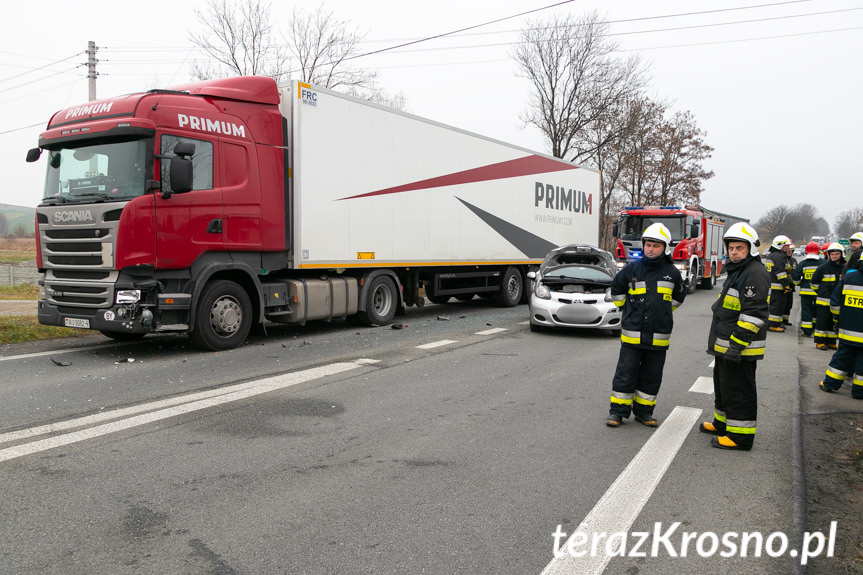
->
[724, 347, 742, 363]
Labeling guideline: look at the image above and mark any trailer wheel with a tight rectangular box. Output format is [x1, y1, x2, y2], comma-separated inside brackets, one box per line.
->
[427, 294, 450, 304]
[700, 264, 715, 290]
[358, 275, 398, 325]
[191, 280, 253, 351]
[495, 266, 523, 307]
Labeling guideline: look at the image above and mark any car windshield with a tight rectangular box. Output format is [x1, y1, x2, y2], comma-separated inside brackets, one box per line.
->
[41, 138, 152, 205]
[619, 215, 686, 241]
[544, 265, 611, 281]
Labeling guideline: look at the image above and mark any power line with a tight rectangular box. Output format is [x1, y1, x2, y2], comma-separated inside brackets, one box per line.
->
[0, 52, 84, 85]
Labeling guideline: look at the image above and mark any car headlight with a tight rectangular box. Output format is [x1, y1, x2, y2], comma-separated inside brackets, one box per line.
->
[115, 289, 141, 304]
[604, 288, 613, 302]
[534, 283, 551, 300]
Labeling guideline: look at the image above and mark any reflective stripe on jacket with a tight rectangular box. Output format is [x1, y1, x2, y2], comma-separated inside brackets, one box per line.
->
[707, 255, 770, 361]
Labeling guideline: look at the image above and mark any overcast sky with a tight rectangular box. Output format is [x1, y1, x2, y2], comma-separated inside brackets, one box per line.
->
[2, 0, 860, 234]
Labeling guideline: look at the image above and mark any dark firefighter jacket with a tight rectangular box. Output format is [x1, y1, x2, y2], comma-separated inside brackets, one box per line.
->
[811, 258, 845, 308]
[707, 254, 770, 361]
[831, 267, 863, 346]
[764, 247, 790, 293]
[611, 254, 686, 350]
[792, 255, 821, 296]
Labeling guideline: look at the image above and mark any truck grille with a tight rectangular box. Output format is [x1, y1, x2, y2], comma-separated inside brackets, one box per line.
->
[38, 204, 126, 308]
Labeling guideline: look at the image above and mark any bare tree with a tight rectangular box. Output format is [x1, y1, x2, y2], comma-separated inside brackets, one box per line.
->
[283, 6, 377, 91]
[755, 205, 796, 241]
[511, 11, 648, 163]
[835, 207, 863, 239]
[652, 110, 713, 206]
[188, 0, 289, 79]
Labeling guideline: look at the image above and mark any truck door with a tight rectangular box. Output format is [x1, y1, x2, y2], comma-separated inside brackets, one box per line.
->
[154, 133, 223, 269]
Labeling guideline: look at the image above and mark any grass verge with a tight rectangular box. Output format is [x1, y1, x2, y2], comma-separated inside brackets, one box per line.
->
[0, 284, 39, 300]
[0, 316, 89, 344]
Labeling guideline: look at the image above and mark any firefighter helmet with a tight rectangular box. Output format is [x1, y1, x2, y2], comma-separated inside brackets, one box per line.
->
[805, 241, 820, 254]
[771, 235, 791, 250]
[723, 222, 760, 256]
[821, 242, 831, 254]
[642, 222, 673, 255]
[850, 232, 863, 245]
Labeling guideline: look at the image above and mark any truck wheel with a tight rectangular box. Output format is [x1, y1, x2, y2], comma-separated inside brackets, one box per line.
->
[495, 266, 523, 307]
[686, 263, 698, 294]
[427, 294, 450, 304]
[191, 280, 253, 351]
[700, 264, 715, 290]
[358, 275, 398, 325]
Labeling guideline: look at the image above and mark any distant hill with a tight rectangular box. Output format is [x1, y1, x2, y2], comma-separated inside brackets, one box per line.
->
[0, 204, 36, 237]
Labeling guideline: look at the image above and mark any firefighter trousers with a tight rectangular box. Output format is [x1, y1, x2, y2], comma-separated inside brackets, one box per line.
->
[768, 289, 786, 328]
[814, 304, 837, 346]
[609, 345, 667, 418]
[822, 341, 863, 399]
[782, 289, 793, 323]
[799, 294, 815, 336]
[711, 357, 758, 449]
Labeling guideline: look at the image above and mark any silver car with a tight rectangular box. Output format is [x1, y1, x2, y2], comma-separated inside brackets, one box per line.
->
[527, 245, 621, 334]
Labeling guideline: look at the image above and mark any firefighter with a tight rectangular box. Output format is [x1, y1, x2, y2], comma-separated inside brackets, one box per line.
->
[850, 232, 863, 252]
[606, 222, 687, 428]
[819, 249, 863, 398]
[701, 222, 770, 450]
[765, 235, 791, 332]
[811, 243, 846, 350]
[782, 242, 796, 326]
[793, 241, 821, 336]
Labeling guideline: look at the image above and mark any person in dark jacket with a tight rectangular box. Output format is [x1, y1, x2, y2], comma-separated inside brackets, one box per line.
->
[811, 243, 846, 350]
[792, 241, 822, 337]
[700, 222, 770, 451]
[819, 250, 863, 397]
[782, 243, 796, 326]
[606, 223, 686, 428]
[765, 235, 791, 332]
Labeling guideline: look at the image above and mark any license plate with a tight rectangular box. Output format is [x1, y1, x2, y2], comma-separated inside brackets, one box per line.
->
[64, 318, 90, 329]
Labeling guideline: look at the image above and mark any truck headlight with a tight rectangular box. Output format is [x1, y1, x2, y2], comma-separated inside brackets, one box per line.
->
[674, 263, 687, 271]
[115, 289, 141, 304]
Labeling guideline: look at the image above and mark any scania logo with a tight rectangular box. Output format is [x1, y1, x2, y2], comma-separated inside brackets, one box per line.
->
[53, 210, 94, 223]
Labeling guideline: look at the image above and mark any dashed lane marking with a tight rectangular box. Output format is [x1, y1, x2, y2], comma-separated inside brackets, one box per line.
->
[475, 328, 507, 335]
[689, 376, 714, 394]
[415, 340, 458, 350]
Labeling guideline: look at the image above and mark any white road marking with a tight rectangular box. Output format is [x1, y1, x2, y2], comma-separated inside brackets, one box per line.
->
[0, 360, 373, 463]
[519, 321, 530, 325]
[0, 341, 141, 363]
[416, 340, 458, 349]
[709, 360, 715, 368]
[689, 376, 715, 394]
[475, 327, 507, 335]
[540, 406, 702, 575]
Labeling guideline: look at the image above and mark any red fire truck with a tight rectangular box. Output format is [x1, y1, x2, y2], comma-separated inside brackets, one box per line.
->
[612, 205, 742, 293]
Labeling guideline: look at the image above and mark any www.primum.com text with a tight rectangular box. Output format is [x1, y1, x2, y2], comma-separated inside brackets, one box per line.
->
[552, 521, 837, 565]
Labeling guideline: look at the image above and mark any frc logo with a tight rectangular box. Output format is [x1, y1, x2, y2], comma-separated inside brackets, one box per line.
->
[53, 210, 94, 224]
[176, 114, 246, 138]
[535, 182, 592, 215]
[299, 82, 317, 107]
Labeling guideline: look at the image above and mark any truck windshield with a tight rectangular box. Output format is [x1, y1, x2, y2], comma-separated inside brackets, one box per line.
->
[41, 138, 152, 204]
[619, 215, 686, 241]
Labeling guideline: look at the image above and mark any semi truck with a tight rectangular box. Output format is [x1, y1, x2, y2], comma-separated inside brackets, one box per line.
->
[26, 76, 600, 351]
[612, 204, 743, 293]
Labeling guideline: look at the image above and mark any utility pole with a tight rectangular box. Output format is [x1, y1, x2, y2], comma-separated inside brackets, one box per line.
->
[87, 41, 97, 101]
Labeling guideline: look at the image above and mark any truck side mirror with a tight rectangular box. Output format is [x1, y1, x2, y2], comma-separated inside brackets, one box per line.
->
[612, 220, 619, 238]
[169, 157, 194, 194]
[691, 223, 699, 237]
[26, 148, 42, 163]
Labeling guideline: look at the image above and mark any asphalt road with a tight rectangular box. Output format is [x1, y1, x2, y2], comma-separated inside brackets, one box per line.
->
[0, 287, 830, 574]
